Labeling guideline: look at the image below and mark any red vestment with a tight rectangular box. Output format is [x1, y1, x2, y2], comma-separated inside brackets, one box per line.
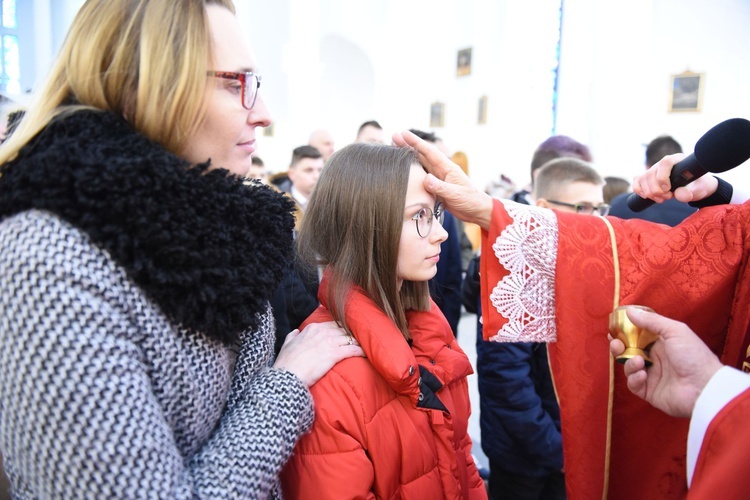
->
[689, 387, 750, 499]
[480, 199, 750, 499]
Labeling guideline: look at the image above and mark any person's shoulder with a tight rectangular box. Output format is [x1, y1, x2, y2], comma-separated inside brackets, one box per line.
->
[0, 210, 100, 262]
[307, 355, 385, 415]
[271, 174, 292, 193]
[610, 192, 630, 207]
[509, 190, 531, 205]
[0, 210, 156, 326]
[608, 192, 636, 217]
[307, 330, 400, 409]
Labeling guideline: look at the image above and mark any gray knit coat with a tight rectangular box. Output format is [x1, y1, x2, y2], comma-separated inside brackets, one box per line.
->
[0, 111, 314, 498]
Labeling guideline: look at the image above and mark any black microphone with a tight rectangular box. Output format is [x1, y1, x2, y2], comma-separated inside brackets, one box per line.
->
[627, 117, 750, 212]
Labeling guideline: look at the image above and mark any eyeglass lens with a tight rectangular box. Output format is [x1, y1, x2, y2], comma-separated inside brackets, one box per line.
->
[577, 204, 610, 216]
[415, 203, 444, 238]
[207, 71, 261, 110]
[244, 74, 261, 109]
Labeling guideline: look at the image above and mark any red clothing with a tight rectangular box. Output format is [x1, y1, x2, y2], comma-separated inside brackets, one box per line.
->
[689, 387, 750, 499]
[480, 199, 750, 499]
[281, 280, 487, 499]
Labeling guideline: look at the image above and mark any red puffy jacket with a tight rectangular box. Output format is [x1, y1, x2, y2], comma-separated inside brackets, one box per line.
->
[281, 282, 487, 499]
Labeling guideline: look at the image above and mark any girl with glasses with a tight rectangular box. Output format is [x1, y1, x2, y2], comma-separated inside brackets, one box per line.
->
[281, 143, 487, 499]
[0, 1, 363, 497]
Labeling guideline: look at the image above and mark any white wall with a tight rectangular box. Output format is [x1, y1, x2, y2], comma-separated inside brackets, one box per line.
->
[557, 0, 750, 188]
[237, 0, 750, 190]
[240, 0, 564, 183]
[39, 0, 750, 189]
[21, 0, 84, 92]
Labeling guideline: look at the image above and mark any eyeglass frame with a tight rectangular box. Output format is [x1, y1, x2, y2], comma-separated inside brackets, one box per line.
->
[206, 70, 262, 110]
[408, 202, 445, 238]
[546, 199, 611, 216]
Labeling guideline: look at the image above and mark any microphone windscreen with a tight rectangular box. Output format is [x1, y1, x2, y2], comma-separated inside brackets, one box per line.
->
[694, 118, 750, 173]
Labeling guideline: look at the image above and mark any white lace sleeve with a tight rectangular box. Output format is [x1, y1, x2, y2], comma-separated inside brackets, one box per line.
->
[486, 200, 558, 343]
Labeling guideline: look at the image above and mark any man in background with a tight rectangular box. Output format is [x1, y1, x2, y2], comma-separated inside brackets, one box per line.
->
[308, 129, 335, 162]
[273, 145, 324, 229]
[354, 120, 386, 144]
[244, 156, 269, 185]
[277, 146, 325, 352]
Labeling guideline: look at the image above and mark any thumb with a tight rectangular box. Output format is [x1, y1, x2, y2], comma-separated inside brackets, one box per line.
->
[673, 186, 695, 203]
[625, 307, 678, 341]
[424, 173, 450, 197]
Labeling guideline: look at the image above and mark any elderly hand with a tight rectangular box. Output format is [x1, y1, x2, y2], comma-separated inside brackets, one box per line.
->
[609, 307, 723, 418]
[393, 130, 494, 230]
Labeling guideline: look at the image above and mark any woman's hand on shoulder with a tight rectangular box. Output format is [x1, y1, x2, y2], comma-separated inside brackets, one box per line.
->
[392, 130, 493, 230]
[273, 321, 365, 387]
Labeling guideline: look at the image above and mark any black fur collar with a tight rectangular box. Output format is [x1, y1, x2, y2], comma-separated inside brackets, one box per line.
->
[0, 110, 295, 344]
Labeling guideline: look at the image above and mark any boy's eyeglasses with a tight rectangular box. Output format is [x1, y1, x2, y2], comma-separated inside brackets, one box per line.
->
[547, 200, 610, 216]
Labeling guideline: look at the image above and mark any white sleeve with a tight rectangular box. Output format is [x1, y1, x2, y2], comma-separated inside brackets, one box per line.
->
[730, 188, 750, 204]
[687, 366, 750, 486]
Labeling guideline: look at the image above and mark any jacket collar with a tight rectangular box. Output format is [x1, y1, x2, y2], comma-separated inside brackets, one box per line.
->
[0, 110, 295, 344]
[317, 275, 473, 403]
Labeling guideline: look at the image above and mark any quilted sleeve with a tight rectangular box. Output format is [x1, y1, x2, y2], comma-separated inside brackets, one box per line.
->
[280, 368, 375, 500]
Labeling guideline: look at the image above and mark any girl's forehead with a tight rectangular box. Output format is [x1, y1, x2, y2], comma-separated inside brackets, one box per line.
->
[404, 165, 435, 206]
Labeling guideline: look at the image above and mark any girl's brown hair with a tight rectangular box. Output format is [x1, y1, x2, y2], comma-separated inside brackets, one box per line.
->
[296, 143, 431, 341]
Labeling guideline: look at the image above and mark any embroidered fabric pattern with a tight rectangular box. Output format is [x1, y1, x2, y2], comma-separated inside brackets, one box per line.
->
[488, 201, 558, 342]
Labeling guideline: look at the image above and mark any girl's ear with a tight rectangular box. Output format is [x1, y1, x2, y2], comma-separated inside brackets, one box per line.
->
[535, 198, 550, 209]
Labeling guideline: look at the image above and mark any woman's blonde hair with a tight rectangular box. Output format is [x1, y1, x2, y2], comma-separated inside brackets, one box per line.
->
[0, 0, 235, 164]
[297, 143, 431, 341]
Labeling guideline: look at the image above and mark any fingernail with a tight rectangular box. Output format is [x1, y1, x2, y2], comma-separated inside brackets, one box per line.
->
[627, 306, 651, 316]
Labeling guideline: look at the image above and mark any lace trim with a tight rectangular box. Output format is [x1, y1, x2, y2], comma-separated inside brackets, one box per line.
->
[487, 200, 558, 342]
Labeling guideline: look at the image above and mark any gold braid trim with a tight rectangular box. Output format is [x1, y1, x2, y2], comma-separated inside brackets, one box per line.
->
[600, 216, 619, 500]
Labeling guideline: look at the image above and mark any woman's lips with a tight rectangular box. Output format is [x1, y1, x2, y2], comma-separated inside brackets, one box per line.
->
[238, 140, 256, 154]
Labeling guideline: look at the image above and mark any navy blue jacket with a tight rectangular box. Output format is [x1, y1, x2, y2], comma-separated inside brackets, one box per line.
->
[430, 210, 462, 336]
[463, 256, 563, 476]
[609, 192, 696, 227]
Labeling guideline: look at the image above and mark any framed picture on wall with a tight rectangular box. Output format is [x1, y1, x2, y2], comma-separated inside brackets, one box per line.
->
[668, 71, 704, 112]
[478, 95, 488, 124]
[430, 102, 445, 127]
[263, 122, 275, 136]
[456, 48, 472, 77]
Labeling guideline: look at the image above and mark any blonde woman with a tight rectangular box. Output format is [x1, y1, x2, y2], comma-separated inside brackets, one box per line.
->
[0, 1, 362, 497]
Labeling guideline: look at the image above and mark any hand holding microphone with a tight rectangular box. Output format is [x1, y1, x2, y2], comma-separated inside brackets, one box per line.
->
[634, 154, 722, 205]
[628, 118, 750, 212]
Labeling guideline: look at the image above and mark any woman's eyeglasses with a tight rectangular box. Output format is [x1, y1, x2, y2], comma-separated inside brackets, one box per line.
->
[409, 202, 445, 238]
[207, 71, 262, 110]
[546, 200, 611, 216]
